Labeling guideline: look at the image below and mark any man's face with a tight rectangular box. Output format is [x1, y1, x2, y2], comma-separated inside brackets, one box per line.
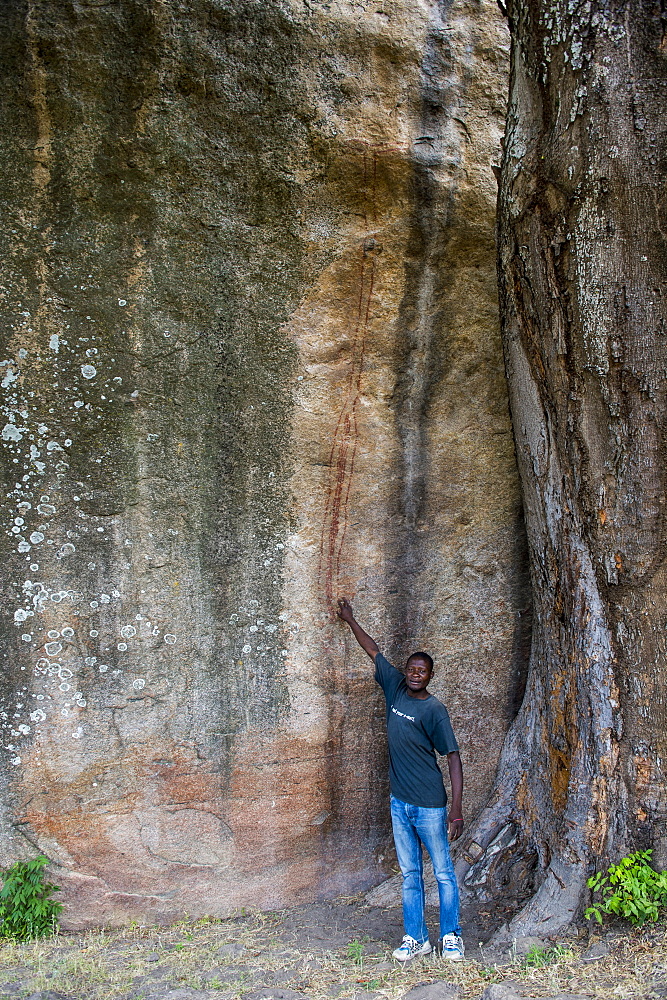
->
[405, 656, 433, 695]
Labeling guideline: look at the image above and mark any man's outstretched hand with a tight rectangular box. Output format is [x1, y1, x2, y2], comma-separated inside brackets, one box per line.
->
[336, 599, 379, 660]
[337, 598, 355, 624]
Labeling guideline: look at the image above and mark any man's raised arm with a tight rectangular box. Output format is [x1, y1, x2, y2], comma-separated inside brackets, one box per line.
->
[336, 599, 380, 661]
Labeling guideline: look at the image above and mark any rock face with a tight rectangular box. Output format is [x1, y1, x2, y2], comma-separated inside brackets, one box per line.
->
[0, 0, 520, 927]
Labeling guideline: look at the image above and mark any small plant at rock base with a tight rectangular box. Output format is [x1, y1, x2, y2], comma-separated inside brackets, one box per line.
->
[0, 855, 62, 941]
[522, 944, 573, 969]
[347, 937, 365, 966]
[585, 849, 667, 927]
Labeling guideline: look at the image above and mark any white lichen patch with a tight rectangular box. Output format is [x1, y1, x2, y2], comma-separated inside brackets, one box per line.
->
[0, 303, 224, 767]
[2, 423, 23, 442]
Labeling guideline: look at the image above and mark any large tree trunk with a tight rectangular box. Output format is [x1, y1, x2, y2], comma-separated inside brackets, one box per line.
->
[462, 1, 667, 936]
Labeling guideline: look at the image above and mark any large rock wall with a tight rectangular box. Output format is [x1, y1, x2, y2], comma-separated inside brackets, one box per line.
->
[0, 0, 520, 927]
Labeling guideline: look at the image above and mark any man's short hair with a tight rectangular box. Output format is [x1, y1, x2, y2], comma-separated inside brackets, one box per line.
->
[407, 651, 434, 672]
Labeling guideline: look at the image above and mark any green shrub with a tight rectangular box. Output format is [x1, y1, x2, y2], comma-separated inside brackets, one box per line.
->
[0, 854, 63, 940]
[585, 849, 667, 927]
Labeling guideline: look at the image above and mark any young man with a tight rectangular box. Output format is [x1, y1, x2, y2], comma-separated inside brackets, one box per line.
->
[337, 598, 464, 963]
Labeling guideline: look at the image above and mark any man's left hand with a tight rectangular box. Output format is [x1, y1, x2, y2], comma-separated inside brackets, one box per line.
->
[448, 817, 464, 841]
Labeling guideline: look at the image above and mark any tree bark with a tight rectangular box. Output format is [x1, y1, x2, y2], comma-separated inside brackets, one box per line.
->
[462, 1, 667, 936]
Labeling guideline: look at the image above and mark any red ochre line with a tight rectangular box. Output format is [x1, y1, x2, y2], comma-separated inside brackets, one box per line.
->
[334, 255, 374, 583]
[320, 256, 371, 544]
[319, 244, 376, 604]
[321, 257, 367, 500]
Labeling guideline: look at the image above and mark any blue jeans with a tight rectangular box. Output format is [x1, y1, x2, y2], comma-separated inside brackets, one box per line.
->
[390, 794, 461, 943]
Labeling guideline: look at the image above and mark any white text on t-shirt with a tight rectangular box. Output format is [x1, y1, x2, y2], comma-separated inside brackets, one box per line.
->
[391, 705, 415, 723]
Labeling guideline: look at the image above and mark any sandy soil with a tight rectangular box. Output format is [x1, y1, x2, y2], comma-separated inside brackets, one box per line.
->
[0, 897, 664, 1000]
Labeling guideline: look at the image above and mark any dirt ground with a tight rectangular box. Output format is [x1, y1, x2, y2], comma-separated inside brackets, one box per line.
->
[0, 896, 665, 1000]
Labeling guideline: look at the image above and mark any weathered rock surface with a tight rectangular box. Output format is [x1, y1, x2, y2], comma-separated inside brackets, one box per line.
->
[580, 941, 609, 963]
[25, 992, 74, 1000]
[402, 982, 460, 1000]
[480, 986, 521, 1000]
[0, 0, 519, 926]
[480, 987, 590, 1000]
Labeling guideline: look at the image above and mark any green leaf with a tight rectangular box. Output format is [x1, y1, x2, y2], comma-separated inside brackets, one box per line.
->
[586, 851, 667, 929]
[0, 856, 61, 941]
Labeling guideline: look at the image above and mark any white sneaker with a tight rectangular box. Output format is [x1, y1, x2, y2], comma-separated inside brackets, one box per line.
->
[392, 935, 432, 962]
[440, 933, 464, 961]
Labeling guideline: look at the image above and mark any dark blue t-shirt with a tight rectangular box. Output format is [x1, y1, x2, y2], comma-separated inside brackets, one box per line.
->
[375, 652, 458, 808]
